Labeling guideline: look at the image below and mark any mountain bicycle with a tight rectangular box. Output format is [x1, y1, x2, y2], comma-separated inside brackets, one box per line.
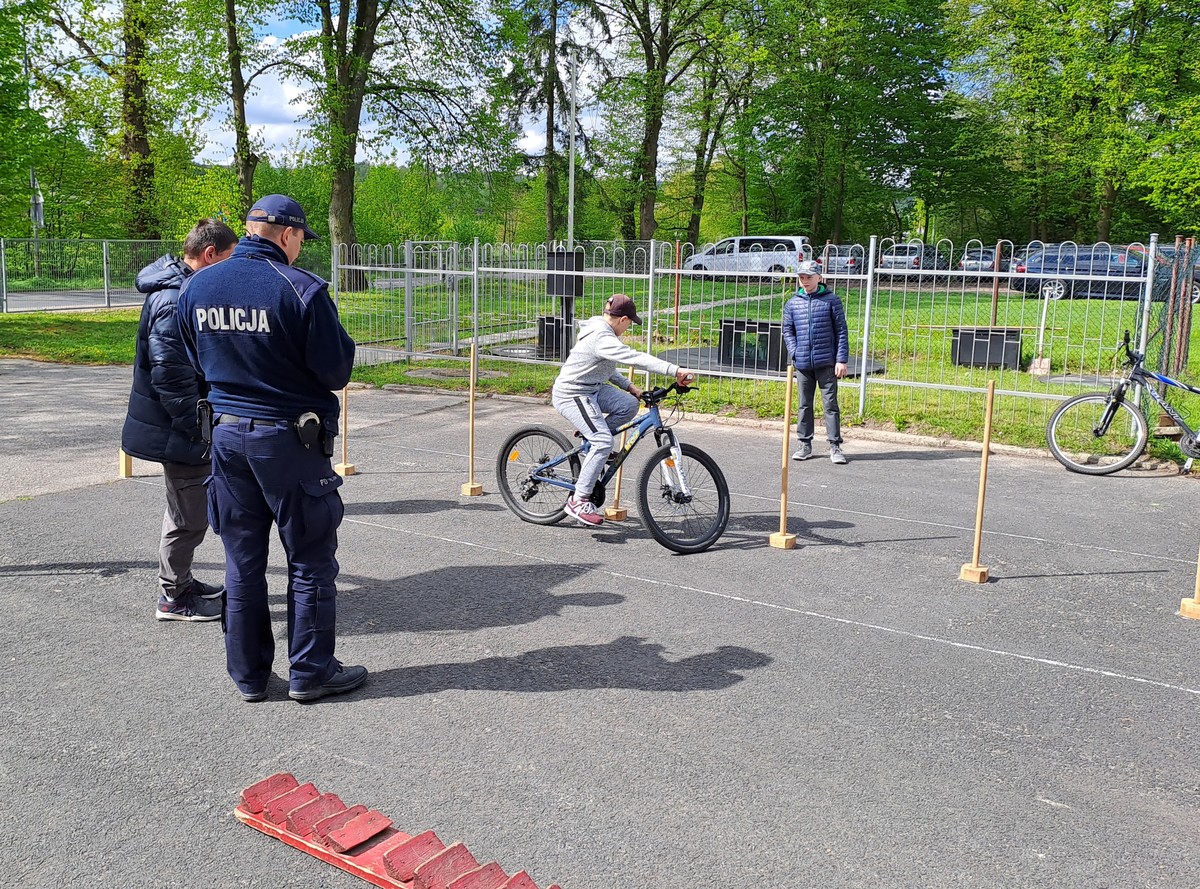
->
[495, 382, 731, 554]
[1046, 330, 1200, 475]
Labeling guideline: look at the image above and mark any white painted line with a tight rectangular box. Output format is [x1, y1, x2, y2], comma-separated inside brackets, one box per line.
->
[344, 516, 1200, 699]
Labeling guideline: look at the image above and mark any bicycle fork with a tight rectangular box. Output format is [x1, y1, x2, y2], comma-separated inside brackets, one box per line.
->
[1094, 381, 1130, 437]
[654, 429, 694, 503]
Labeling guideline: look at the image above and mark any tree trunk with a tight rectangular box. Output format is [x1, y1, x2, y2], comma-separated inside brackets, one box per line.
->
[121, 0, 157, 239]
[830, 155, 846, 244]
[543, 0, 559, 244]
[637, 71, 667, 240]
[1097, 177, 1115, 242]
[225, 0, 257, 218]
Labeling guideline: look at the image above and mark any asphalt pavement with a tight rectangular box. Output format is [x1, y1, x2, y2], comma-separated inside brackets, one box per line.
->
[2, 358, 1199, 888]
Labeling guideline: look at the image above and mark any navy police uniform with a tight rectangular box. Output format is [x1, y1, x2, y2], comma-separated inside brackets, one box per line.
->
[178, 231, 355, 699]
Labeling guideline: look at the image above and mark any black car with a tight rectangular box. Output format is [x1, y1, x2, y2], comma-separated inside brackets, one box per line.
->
[1009, 244, 1150, 300]
[1156, 246, 1200, 303]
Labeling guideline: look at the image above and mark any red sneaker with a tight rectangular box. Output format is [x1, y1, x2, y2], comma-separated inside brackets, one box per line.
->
[564, 495, 604, 526]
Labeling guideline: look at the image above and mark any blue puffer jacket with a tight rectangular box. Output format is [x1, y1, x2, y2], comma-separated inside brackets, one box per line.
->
[121, 255, 208, 465]
[782, 284, 849, 370]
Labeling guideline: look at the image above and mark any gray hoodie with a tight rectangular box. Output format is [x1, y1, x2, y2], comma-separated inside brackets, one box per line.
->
[552, 316, 679, 398]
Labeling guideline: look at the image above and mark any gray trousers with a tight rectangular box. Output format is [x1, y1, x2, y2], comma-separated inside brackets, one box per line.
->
[552, 385, 640, 499]
[796, 365, 842, 444]
[159, 461, 211, 598]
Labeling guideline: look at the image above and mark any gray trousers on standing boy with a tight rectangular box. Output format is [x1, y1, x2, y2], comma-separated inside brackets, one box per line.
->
[159, 461, 212, 598]
[796, 365, 842, 444]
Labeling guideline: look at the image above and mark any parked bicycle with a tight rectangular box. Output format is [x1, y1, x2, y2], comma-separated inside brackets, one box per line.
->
[1046, 330, 1200, 474]
[496, 382, 731, 553]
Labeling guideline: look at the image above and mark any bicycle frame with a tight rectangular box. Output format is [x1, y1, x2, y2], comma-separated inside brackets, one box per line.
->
[529, 400, 687, 495]
[1127, 366, 1200, 441]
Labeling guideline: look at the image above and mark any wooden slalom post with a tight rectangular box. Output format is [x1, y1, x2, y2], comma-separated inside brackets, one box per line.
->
[770, 366, 798, 549]
[334, 386, 357, 477]
[1179, 540, 1200, 620]
[604, 366, 635, 520]
[118, 448, 133, 479]
[960, 380, 995, 583]
[460, 342, 483, 496]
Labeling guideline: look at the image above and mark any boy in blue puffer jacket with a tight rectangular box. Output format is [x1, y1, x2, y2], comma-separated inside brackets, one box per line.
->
[782, 259, 849, 464]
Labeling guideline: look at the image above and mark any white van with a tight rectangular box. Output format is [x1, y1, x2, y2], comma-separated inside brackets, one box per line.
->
[683, 236, 812, 277]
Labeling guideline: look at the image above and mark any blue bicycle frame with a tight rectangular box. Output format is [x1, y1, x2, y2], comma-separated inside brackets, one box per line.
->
[531, 400, 689, 496]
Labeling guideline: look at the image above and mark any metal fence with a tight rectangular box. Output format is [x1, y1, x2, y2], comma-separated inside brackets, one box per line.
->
[331, 235, 1200, 439]
[5, 232, 1197, 442]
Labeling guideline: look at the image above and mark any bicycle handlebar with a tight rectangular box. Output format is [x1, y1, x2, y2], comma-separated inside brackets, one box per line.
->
[640, 381, 693, 406]
[1121, 330, 1144, 366]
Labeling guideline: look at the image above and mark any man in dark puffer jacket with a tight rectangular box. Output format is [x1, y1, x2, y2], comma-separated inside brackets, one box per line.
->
[122, 219, 238, 621]
[782, 259, 850, 464]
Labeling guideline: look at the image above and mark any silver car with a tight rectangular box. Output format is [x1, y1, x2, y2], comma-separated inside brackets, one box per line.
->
[684, 236, 811, 278]
[817, 244, 866, 276]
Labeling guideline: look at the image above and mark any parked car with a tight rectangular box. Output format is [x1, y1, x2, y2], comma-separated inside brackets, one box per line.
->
[1155, 246, 1200, 303]
[878, 242, 952, 281]
[1010, 245, 1150, 300]
[817, 243, 866, 276]
[957, 247, 1009, 274]
[683, 236, 811, 278]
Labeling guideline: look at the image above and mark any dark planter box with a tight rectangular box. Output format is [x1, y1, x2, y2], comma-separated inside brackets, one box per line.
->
[537, 315, 571, 359]
[951, 327, 1021, 369]
[718, 319, 789, 372]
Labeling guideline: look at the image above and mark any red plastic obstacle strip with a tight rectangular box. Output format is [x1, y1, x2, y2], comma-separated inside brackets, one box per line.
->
[234, 773, 563, 889]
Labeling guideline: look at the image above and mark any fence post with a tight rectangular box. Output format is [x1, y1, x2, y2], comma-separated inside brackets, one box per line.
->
[102, 241, 111, 308]
[472, 237, 480, 344]
[404, 240, 414, 355]
[0, 238, 7, 313]
[645, 239, 657, 358]
[858, 234, 879, 416]
[330, 241, 339, 305]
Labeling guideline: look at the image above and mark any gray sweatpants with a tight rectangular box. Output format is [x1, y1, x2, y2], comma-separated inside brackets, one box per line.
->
[552, 385, 639, 499]
[159, 461, 212, 598]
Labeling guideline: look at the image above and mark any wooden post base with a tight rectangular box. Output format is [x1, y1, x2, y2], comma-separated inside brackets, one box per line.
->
[604, 506, 628, 520]
[960, 563, 989, 583]
[769, 532, 797, 549]
[1028, 357, 1051, 376]
[334, 463, 357, 477]
[1179, 598, 1200, 621]
[118, 448, 133, 479]
[460, 482, 483, 496]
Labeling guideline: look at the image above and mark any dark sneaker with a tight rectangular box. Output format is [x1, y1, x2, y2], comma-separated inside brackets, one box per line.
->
[156, 592, 222, 622]
[240, 688, 268, 703]
[189, 578, 225, 599]
[791, 442, 812, 461]
[564, 494, 604, 526]
[830, 445, 848, 465]
[289, 663, 368, 702]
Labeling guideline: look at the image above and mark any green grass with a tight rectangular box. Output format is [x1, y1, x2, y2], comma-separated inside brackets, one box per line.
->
[0, 309, 140, 363]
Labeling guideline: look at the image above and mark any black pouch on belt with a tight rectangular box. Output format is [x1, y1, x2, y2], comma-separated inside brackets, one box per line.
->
[294, 411, 322, 449]
[197, 399, 214, 445]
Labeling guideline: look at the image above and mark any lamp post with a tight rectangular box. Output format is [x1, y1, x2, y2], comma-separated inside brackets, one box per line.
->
[30, 171, 43, 277]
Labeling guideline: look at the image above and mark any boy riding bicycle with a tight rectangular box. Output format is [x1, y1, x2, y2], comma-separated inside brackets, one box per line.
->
[551, 294, 696, 526]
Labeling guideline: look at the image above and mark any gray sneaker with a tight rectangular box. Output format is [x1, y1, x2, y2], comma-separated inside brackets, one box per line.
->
[156, 592, 222, 622]
[791, 442, 812, 461]
[829, 444, 848, 465]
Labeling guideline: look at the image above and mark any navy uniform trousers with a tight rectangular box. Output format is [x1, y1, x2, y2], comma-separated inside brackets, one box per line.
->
[207, 418, 345, 697]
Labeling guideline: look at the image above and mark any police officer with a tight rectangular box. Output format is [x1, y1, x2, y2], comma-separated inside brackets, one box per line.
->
[178, 195, 366, 703]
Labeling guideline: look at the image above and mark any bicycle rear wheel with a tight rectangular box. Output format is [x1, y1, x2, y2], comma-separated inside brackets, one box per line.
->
[496, 426, 579, 524]
[1046, 392, 1147, 475]
[636, 442, 730, 554]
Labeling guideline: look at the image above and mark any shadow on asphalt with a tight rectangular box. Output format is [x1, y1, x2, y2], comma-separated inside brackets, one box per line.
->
[362, 635, 773, 697]
[0, 558, 157, 578]
[334, 563, 621, 634]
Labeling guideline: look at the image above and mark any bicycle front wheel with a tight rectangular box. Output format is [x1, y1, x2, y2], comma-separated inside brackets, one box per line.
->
[1047, 392, 1147, 475]
[496, 426, 579, 524]
[637, 442, 730, 554]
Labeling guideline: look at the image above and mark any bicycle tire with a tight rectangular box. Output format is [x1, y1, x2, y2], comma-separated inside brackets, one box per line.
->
[636, 442, 730, 554]
[496, 426, 580, 524]
[1046, 392, 1147, 475]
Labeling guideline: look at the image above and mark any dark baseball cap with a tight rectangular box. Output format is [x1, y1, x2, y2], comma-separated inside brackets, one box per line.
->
[246, 194, 320, 241]
[604, 294, 643, 324]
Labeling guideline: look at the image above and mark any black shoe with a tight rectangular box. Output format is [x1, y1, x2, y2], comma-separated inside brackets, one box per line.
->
[289, 664, 368, 702]
[240, 689, 268, 703]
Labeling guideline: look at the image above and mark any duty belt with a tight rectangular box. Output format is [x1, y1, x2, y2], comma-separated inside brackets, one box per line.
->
[214, 414, 277, 427]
